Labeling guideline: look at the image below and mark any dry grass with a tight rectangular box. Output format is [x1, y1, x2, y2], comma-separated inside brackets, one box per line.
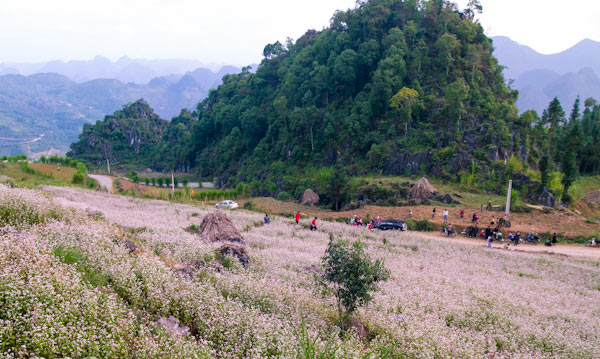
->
[29, 163, 77, 182]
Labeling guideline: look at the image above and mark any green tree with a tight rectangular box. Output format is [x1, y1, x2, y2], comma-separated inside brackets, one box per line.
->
[390, 87, 419, 139]
[543, 97, 565, 156]
[569, 96, 581, 124]
[318, 237, 390, 322]
[444, 78, 470, 129]
[326, 167, 348, 211]
[539, 154, 549, 188]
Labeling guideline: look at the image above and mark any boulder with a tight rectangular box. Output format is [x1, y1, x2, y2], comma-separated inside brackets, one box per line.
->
[538, 188, 555, 207]
[197, 212, 246, 245]
[440, 194, 461, 204]
[156, 316, 190, 337]
[344, 316, 370, 341]
[123, 240, 138, 254]
[301, 189, 320, 205]
[220, 243, 250, 266]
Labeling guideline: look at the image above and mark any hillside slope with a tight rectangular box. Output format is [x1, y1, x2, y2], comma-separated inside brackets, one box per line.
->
[3, 184, 600, 358]
[72, 0, 522, 186]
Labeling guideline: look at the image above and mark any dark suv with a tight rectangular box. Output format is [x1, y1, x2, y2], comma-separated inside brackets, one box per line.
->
[376, 219, 408, 231]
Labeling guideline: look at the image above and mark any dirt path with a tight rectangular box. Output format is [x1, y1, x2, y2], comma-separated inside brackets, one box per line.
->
[89, 174, 113, 193]
[248, 198, 600, 237]
[414, 232, 600, 261]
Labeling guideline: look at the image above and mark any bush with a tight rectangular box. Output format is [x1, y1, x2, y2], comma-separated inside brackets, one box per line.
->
[276, 191, 292, 201]
[72, 171, 85, 184]
[318, 236, 390, 320]
[151, 178, 156, 186]
[157, 178, 164, 187]
[144, 178, 150, 186]
[126, 171, 139, 183]
[415, 219, 434, 231]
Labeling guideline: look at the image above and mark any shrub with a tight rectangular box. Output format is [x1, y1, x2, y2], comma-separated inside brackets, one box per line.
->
[276, 191, 292, 201]
[318, 237, 390, 321]
[157, 178, 164, 187]
[144, 178, 150, 186]
[72, 171, 85, 184]
[126, 171, 139, 183]
[151, 178, 156, 186]
[415, 219, 434, 231]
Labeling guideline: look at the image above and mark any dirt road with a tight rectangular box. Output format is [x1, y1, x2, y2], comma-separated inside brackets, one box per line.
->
[415, 232, 600, 261]
[89, 175, 113, 193]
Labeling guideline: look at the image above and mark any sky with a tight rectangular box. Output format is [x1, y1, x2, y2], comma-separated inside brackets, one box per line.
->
[0, 0, 598, 65]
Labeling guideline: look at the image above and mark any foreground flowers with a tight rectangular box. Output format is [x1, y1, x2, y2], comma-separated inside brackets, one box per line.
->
[1, 184, 599, 358]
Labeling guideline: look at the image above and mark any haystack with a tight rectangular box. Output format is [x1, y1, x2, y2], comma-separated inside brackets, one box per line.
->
[301, 188, 320, 205]
[198, 212, 246, 245]
[409, 177, 437, 202]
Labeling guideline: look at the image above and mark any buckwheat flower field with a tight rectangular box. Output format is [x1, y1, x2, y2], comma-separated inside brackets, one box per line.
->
[2, 185, 600, 358]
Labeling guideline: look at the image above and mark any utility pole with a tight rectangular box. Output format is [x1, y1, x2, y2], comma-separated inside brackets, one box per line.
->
[505, 180, 513, 224]
[106, 159, 110, 174]
[171, 172, 175, 194]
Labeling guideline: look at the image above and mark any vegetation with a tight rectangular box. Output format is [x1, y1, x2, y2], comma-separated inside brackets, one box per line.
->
[318, 235, 390, 321]
[65, 0, 600, 212]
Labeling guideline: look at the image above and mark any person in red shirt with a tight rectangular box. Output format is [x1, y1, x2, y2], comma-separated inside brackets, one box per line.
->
[295, 211, 301, 225]
[310, 217, 317, 231]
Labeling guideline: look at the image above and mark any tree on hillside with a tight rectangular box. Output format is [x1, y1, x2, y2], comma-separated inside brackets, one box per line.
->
[444, 78, 470, 130]
[539, 154, 549, 189]
[543, 97, 565, 156]
[326, 167, 349, 211]
[390, 87, 419, 139]
[569, 96, 581, 124]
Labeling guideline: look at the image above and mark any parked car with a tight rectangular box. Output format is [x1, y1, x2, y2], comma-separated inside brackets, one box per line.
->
[376, 219, 407, 231]
[215, 200, 239, 209]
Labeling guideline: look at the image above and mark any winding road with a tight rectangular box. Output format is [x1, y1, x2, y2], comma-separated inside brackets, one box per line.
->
[88, 174, 113, 193]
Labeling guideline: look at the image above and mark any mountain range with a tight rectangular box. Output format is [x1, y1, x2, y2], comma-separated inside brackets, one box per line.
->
[0, 65, 242, 156]
[492, 36, 600, 113]
[0, 56, 233, 84]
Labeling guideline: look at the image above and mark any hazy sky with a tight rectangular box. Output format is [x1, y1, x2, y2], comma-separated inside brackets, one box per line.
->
[1, 0, 598, 65]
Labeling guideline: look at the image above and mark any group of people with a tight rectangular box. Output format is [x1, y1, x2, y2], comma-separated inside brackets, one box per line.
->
[346, 215, 381, 230]
[295, 211, 318, 231]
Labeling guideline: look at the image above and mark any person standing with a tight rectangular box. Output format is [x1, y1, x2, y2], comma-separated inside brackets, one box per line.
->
[460, 210, 464, 219]
[443, 209, 449, 224]
[310, 217, 318, 231]
[432, 208, 436, 219]
[264, 214, 270, 224]
[552, 232, 557, 243]
[487, 234, 493, 248]
[408, 210, 412, 219]
[514, 232, 520, 246]
[295, 211, 301, 225]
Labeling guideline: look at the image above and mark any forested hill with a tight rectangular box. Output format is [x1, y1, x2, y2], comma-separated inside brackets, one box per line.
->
[71, 0, 521, 182]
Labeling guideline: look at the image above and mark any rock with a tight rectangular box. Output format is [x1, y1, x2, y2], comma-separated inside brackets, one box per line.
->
[123, 240, 138, 254]
[301, 189, 320, 205]
[344, 316, 370, 341]
[441, 194, 461, 204]
[220, 243, 250, 266]
[156, 316, 190, 337]
[300, 264, 322, 275]
[538, 188, 555, 207]
[512, 171, 532, 187]
[383, 151, 433, 176]
[197, 212, 246, 245]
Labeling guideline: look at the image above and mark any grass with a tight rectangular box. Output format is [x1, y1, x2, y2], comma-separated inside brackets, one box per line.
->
[52, 244, 112, 288]
[0, 161, 96, 189]
[358, 175, 508, 207]
[568, 176, 600, 202]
